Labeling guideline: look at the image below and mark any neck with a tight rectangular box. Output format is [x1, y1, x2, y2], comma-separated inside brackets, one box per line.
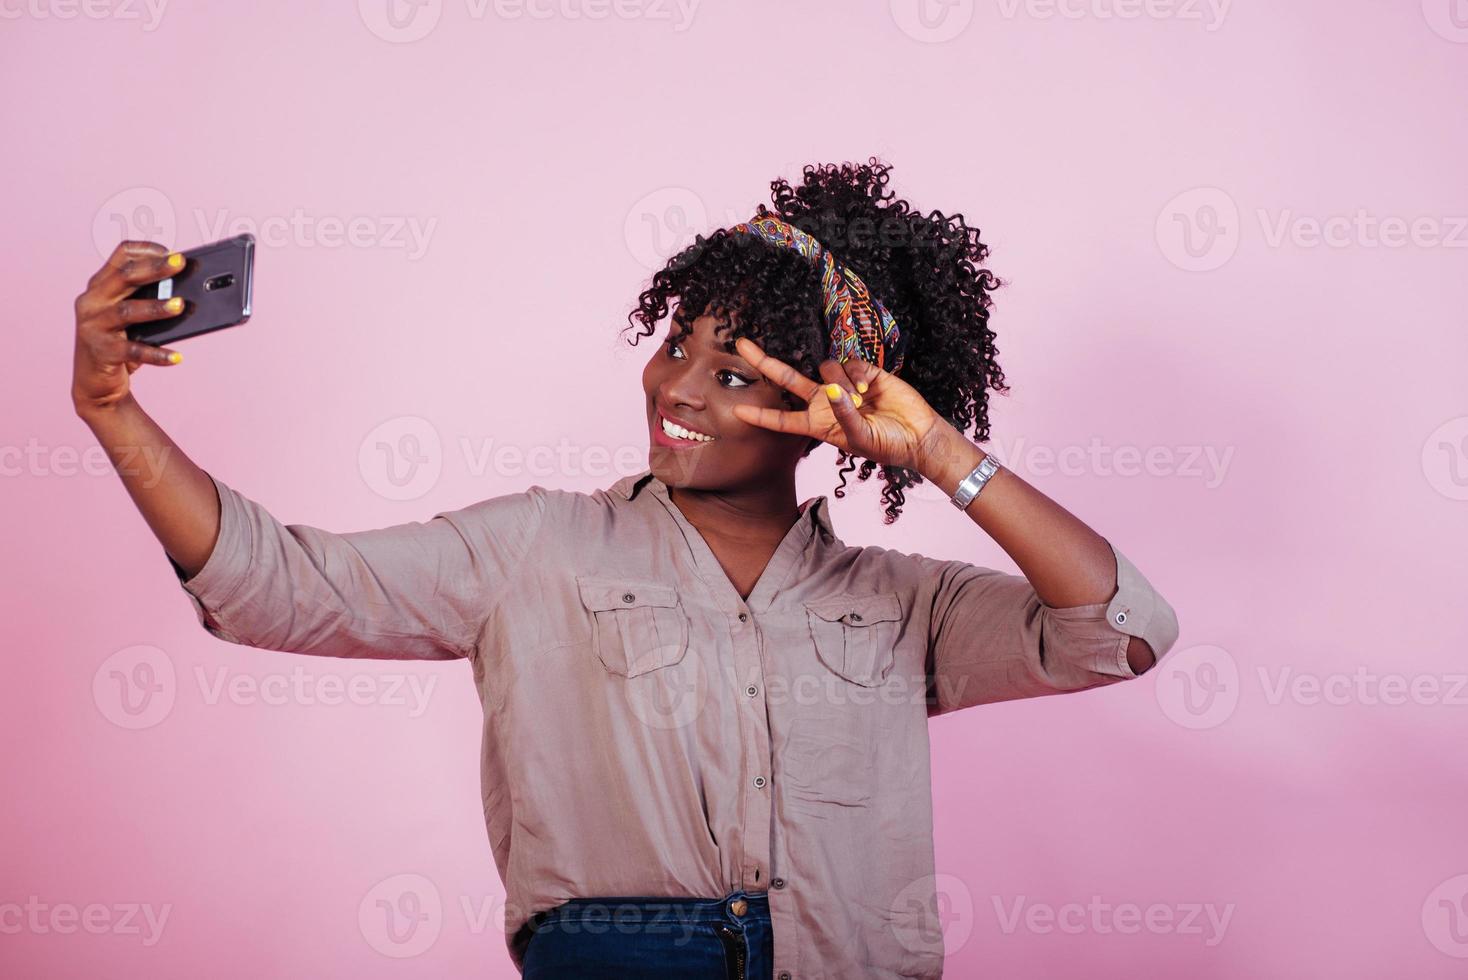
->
[666, 478, 802, 545]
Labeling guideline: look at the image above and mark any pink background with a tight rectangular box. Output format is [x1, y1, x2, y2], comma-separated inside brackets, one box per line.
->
[5, 1, 1467, 976]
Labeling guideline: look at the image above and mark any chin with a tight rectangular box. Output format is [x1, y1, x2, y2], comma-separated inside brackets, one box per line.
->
[647, 450, 712, 489]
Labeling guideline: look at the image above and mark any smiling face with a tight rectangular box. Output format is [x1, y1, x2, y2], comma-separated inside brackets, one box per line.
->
[642, 308, 817, 490]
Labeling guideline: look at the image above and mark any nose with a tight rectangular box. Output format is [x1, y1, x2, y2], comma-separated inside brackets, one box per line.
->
[659, 363, 707, 413]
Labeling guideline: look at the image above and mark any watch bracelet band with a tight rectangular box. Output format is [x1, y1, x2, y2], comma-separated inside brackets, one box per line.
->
[950, 452, 1002, 510]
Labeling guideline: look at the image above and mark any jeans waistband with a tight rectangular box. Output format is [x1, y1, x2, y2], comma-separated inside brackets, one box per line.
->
[528, 889, 770, 931]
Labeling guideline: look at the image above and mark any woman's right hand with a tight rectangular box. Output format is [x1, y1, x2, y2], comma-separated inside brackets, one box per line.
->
[72, 240, 188, 415]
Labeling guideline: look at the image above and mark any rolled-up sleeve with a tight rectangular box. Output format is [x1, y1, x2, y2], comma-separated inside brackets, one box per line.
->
[923, 539, 1179, 718]
[164, 470, 547, 660]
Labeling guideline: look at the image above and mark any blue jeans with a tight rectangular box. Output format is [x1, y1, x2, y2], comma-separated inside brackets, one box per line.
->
[521, 888, 773, 979]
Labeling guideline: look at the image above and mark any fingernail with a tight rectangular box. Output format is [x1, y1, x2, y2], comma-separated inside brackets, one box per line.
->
[167, 351, 183, 364]
[850, 392, 862, 408]
[825, 383, 844, 401]
[164, 297, 184, 314]
[856, 381, 868, 394]
[166, 252, 185, 270]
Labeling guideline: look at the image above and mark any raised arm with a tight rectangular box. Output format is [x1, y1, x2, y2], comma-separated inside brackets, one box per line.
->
[73, 241, 221, 576]
[918, 539, 1178, 717]
[73, 240, 546, 661]
[721, 334, 1181, 717]
[159, 471, 545, 660]
[917, 421, 1179, 676]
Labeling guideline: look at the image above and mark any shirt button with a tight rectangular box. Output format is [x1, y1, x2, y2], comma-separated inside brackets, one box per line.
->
[772, 877, 786, 889]
[738, 612, 749, 622]
[622, 592, 635, 603]
[1115, 610, 1128, 625]
[729, 898, 748, 916]
[849, 612, 863, 622]
[745, 684, 758, 697]
[778, 972, 792, 980]
[753, 775, 766, 789]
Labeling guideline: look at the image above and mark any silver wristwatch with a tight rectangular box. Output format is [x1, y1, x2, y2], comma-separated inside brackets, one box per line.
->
[950, 452, 1002, 511]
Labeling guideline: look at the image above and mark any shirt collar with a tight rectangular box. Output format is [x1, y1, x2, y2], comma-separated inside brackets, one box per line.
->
[609, 468, 835, 540]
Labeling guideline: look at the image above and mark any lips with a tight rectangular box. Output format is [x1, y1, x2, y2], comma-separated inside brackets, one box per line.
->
[652, 407, 716, 447]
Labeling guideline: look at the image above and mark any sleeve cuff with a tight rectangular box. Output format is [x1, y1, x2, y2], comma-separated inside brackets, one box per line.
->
[1102, 539, 1180, 674]
[1038, 540, 1181, 678]
[165, 470, 253, 642]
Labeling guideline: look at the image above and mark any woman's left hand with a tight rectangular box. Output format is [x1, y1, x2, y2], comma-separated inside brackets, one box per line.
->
[730, 336, 957, 473]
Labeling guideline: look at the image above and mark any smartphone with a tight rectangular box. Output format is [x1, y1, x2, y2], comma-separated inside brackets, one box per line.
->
[126, 233, 255, 345]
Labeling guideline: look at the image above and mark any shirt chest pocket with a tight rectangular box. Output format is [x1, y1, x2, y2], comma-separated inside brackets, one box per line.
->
[575, 575, 690, 678]
[802, 591, 904, 687]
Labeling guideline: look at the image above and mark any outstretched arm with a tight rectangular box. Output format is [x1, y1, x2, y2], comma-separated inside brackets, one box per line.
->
[74, 240, 547, 662]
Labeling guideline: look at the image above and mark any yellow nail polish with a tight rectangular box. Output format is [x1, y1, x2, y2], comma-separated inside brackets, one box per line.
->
[850, 392, 862, 408]
[166, 252, 185, 270]
[825, 383, 843, 401]
[856, 381, 868, 394]
[164, 297, 184, 314]
[167, 351, 183, 364]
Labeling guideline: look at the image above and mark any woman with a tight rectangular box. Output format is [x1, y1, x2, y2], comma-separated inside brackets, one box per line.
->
[72, 159, 1179, 979]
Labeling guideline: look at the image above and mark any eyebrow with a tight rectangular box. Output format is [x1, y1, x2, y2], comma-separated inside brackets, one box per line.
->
[670, 326, 748, 363]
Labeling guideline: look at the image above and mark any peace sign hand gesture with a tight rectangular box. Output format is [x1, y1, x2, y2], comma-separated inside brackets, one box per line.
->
[731, 336, 954, 475]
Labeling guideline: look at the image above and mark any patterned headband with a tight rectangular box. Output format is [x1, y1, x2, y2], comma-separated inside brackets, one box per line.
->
[726, 212, 908, 376]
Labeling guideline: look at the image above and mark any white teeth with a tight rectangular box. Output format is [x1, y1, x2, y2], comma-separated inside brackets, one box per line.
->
[660, 414, 714, 442]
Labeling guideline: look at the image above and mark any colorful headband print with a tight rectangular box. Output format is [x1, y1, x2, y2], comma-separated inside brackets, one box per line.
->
[726, 213, 908, 376]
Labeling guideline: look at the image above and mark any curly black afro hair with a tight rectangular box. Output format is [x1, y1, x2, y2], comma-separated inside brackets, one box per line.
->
[623, 157, 1008, 523]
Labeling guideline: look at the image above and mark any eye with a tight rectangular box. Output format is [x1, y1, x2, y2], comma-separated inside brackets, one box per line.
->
[667, 339, 755, 389]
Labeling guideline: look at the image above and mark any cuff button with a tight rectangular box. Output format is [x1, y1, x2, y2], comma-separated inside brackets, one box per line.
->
[1115, 610, 1128, 625]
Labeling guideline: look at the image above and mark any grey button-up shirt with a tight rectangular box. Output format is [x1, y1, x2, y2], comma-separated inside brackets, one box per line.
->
[169, 465, 1179, 978]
